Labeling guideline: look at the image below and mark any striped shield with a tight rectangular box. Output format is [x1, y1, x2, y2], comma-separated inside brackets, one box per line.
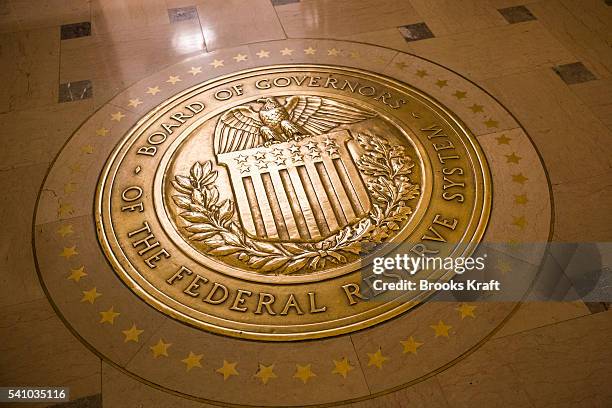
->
[216, 130, 371, 242]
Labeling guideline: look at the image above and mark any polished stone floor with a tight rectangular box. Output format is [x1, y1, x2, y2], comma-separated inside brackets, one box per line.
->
[1, 1, 611, 407]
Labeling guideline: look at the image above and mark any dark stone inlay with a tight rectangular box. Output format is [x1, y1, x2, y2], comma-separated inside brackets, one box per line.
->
[60, 22, 91, 40]
[498, 5, 537, 24]
[168, 6, 198, 23]
[398, 22, 434, 42]
[50, 394, 101, 408]
[584, 302, 608, 314]
[271, 0, 300, 5]
[58, 80, 93, 103]
[553, 62, 597, 85]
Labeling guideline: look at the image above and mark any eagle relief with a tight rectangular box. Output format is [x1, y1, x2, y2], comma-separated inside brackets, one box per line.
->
[170, 95, 420, 275]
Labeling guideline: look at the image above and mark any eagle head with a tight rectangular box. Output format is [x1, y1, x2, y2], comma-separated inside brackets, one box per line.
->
[256, 97, 282, 111]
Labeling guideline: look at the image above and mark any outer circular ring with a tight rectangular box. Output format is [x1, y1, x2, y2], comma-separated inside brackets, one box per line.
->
[32, 38, 553, 407]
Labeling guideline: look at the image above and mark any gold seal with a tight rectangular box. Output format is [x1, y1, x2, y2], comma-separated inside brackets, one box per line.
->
[96, 65, 491, 341]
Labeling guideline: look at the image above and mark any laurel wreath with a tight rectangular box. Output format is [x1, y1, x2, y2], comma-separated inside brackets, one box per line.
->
[171, 133, 420, 275]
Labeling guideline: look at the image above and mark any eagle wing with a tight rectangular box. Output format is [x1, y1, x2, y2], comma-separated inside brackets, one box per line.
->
[284, 96, 376, 135]
[214, 106, 264, 154]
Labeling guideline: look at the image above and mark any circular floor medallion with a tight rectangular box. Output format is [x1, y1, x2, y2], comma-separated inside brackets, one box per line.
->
[96, 65, 491, 340]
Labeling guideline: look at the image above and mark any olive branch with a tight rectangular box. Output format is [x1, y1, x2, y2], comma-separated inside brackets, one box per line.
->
[171, 133, 419, 275]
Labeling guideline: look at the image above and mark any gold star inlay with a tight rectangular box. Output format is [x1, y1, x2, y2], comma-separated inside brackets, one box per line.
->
[59, 245, 78, 259]
[57, 224, 74, 237]
[349, 51, 360, 59]
[453, 90, 467, 99]
[484, 118, 499, 128]
[367, 349, 389, 369]
[294, 364, 316, 384]
[67, 266, 87, 282]
[435, 79, 448, 88]
[58, 202, 73, 217]
[327, 48, 340, 56]
[496, 134, 511, 145]
[216, 360, 239, 380]
[166, 75, 181, 84]
[512, 173, 528, 185]
[95, 127, 109, 136]
[254, 363, 277, 384]
[146, 86, 161, 96]
[256, 49, 270, 58]
[430, 320, 451, 337]
[110, 111, 125, 122]
[304, 47, 316, 55]
[210, 59, 224, 68]
[415, 69, 428, 78]
[233, 54, 247, 62]
[505, 152, 522, 164]
[400, 336, 423, 354]
[150, 339, 171, 358]
[59, 202, 73, 218]
[331, 358, 354, 378]
[514, 194, 528, 205]
[81, 287, 101, 304]
[512, 215, 527, 229]
[81, 145, 94, 154]
[99, 306, 120, 324]
[188, 66, 202, 75]
[182, 351, 203, 371]
[122, 323, 144, 343]
[128, 98, 142, 108]
[469, 103, 484, 113]
[395, 61, 408, 70]
[280, 47, 294, 56]
[456, 304, 476, 319]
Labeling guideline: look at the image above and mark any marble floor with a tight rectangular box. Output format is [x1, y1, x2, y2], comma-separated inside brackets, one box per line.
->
[1, 1, 611, 407]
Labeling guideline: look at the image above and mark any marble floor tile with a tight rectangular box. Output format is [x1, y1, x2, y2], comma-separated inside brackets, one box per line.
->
[552, 169, 612, 242]
[196, 0, 285, 50]
[439, 310, 612, 408]
[408, 0, 507, 36]
[343, 378, 450, 408]
[560, 0, 612, 46]
[493, 302, 590, 338]
[483, 68, 612, 185]
[570, 77, 612, 129]
[403, 21, 575, 81]
[0, 101, 94, 171]
[0, 299, 101, 402]
[91, 0, 169, 34]
[0, 164, 49, 308]
[0, 0, 91, 33]
[276, 0, 421, 38]
[502, 310, 612, 407]
[0, 26, 60, 113]
[528, 0, 612, 79]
